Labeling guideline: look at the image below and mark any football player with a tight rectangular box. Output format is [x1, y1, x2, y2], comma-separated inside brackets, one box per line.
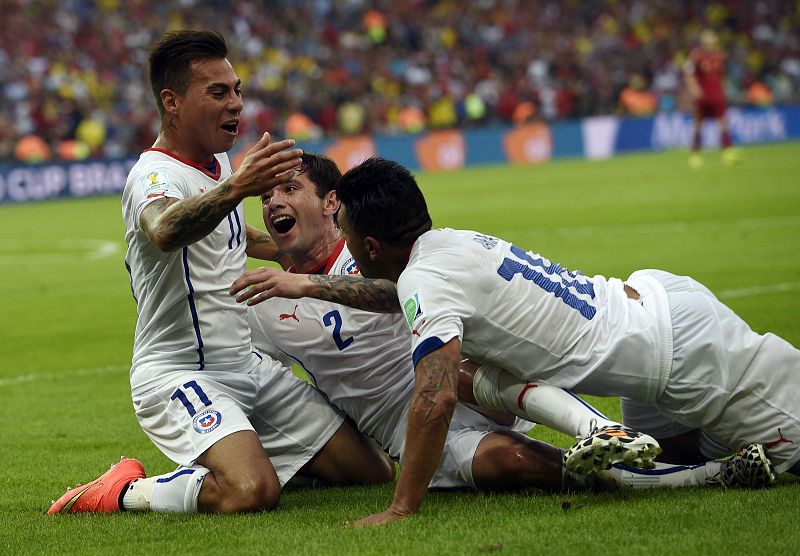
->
[683, 29, 742, 167]
[232, 154, 776, 526]
[234, 156, 794, 525]
[48, 30, 393, 517]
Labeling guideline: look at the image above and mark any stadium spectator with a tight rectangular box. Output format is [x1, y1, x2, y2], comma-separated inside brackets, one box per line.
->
[2, 0, 799, 162]
[746, 79, 774, 107]
[619, 74, 658, 116]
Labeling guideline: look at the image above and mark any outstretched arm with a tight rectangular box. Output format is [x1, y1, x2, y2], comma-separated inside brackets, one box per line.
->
[245, 225, 290, 268]
[351, 337, 461, 526]
[229, 267, 401, 313]
[142, 133, 302, 252]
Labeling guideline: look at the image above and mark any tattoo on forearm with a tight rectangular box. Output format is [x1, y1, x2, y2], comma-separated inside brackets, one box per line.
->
[307, 275, 401, 313]
[414, 352, 458, 427]
[158, 179, 237, 247]
[246, 229, 273, 245]
[246, 228, 289, 264]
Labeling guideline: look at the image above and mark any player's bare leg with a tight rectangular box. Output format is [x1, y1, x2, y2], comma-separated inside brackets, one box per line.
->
[718, 116, 742, 164]
[470, 431, 774, 492]
[298, 419, 395, 485]
[194, 430, 281, 512]
[689, 111, 704, 169]
[471, 431, 565, 490]
[49, 430, 281, 515]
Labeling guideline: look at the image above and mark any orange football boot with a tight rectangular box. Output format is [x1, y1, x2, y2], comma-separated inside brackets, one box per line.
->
[48, 458, 145, 514]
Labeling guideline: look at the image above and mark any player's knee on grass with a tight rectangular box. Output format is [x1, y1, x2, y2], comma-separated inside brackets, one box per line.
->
[197, 464, 281, 513]
[196, 430, 282, 513]
[300, 419, 395, 485]
[224, 471, 280, 512]
[471, 431, 563, 491]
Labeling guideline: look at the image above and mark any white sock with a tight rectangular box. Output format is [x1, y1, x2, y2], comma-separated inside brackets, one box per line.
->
[472, 364, 618, 437]
[122, 465, 210, 513]
[598, 461, 723, 489]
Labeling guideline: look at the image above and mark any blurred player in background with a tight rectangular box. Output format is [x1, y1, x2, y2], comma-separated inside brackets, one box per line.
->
[683, 29, 742, 168]
[232, 154, 777, 526]
[48, 30, 392, 517]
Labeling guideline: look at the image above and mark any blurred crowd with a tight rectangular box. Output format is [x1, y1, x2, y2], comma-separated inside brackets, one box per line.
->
[3, 0, 800, 162]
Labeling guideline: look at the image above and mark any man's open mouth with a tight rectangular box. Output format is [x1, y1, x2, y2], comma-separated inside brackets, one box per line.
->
[271, 215, 296, 234]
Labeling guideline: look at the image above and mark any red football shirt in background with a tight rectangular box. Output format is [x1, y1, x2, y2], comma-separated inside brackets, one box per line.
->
[689, 47, 726, 103]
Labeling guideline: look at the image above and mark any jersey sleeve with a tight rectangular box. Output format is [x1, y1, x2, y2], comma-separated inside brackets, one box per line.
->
[129, 163, 189, 228]
[397, 267, 468, 368]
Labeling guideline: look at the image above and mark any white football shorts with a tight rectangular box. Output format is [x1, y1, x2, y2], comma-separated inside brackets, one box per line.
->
[131, 353, 344, 485]
[622, 269, 800, 474]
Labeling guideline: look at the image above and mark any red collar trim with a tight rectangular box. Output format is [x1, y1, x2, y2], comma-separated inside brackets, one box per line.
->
[289, 239, 346, 275]
[145, 148, 221, 180]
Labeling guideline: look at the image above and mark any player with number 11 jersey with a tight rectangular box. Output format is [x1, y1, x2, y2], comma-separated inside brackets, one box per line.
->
[400, 229, 669, 405]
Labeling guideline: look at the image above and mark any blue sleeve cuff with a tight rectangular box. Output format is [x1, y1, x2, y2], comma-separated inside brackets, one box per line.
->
[412, 337, 446, 367]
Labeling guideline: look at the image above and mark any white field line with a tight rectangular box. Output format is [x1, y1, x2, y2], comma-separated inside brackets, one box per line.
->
[0, 364, 127, 388]
[717, 282, 800, 299]
[0, 239, 121, 265]
[497, 215, 800, 238]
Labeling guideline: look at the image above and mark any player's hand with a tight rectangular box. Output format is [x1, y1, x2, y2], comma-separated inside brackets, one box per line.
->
[228, 132, 303, 199]
[347, 507, 412, 527]
[230, 267, 312, 305]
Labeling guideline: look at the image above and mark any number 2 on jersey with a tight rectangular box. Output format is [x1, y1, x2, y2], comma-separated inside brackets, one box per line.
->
[322, 310, 354, 350]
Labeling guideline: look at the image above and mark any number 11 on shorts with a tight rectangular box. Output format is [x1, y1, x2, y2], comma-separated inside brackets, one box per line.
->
[170, 380, 212, 417]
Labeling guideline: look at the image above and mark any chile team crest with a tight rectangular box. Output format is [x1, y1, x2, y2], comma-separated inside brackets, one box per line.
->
[343, 257, 359, 275]
[192, 409, 222, 434]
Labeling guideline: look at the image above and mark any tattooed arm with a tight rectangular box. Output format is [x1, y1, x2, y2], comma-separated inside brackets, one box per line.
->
[229, 267, 401, 313]
[141, 133, 302, 252]
[140, 182, 240, 251]
[245, 225, 290, 269]
[352, 337, 461, 527]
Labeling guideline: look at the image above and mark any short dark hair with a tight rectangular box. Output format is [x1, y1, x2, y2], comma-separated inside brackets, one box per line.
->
[336, 157, 432, 246]
[148, 30, 228, 116]
[299, 153, 341, 198]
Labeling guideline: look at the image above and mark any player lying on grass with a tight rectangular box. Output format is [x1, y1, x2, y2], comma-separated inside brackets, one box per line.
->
[48, 30, 393, 517]
[232, 156, 796, 526]
[231, 153, 776, 524]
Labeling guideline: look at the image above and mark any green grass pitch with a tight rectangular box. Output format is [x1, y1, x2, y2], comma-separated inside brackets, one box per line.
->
[1, 143, 799, 555]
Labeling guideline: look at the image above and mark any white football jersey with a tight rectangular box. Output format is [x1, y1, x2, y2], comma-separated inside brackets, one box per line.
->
[398, 229, 667, 402]
[122, 149, 253, 391]
[247, 240, 415, 458]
